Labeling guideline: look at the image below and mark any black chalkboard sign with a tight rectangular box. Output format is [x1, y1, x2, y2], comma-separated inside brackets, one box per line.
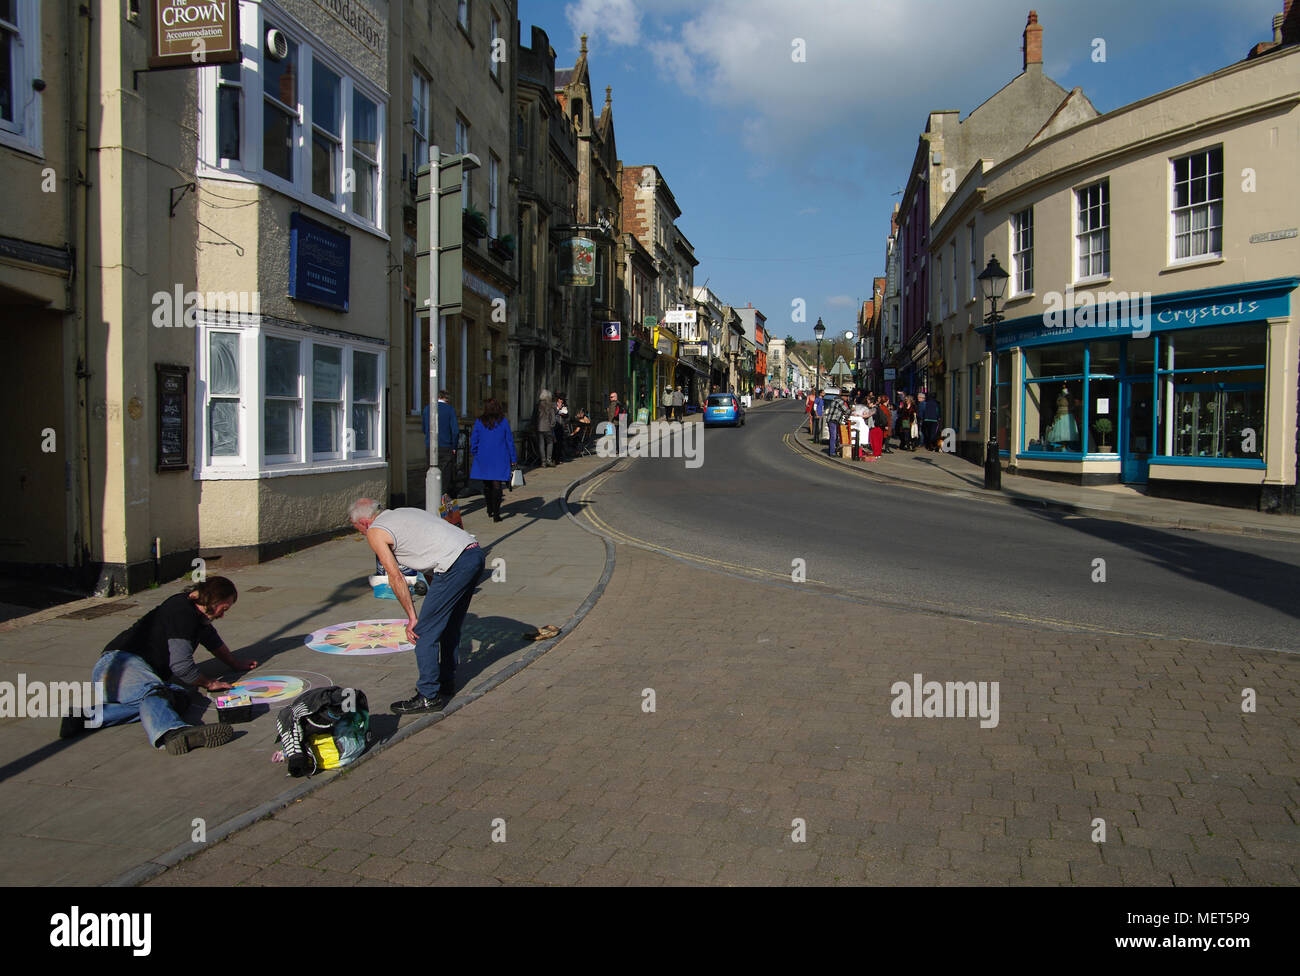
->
[157, 364, 189, 471]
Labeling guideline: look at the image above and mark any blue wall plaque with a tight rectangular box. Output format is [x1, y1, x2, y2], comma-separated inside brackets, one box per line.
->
[289, 212, 351, 311]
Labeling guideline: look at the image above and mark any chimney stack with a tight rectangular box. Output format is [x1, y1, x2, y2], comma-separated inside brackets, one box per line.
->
[1023, 11, 1043, 71]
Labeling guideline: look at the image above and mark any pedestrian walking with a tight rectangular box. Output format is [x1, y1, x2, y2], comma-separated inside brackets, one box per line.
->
[349, 498, 484, 714]
[64, 577, 257, 754]
[813, 389, 825, 441]
[535, 389, 557, 467]
[470, 398, 516, 523]
[422, 390, 459, 495]
[918, 391, 940, 450]
[824, 389, 848, 457]
[607, 391, 626, 451]
[805, 389, 816, 434]
[554, 395, 570, 462]
[875, 395, 893, 454]
[897, 395, 916, 451]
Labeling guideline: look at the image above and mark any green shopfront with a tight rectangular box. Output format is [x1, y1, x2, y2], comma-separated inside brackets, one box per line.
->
[980, 278, 1298, 510]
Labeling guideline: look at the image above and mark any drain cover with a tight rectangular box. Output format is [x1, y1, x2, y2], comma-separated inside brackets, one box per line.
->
[60, 602, 138, 620]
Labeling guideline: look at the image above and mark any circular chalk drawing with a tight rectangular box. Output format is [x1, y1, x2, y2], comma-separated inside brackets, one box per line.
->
[228, 674, 315, 704]
[306, 619, 414, 656]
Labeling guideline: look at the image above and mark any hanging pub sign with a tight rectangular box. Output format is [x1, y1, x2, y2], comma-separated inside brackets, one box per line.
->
[558, 237, 596, 287]
[148, 1, 241, 70]
[602, 321, 622, 341]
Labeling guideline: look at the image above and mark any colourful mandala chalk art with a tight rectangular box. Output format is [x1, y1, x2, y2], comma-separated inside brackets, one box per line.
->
[306, 619, 414, 656]
[228, 674, 308, 704]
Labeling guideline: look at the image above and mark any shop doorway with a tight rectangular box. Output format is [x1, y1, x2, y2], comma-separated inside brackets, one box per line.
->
[1120, 338, 1156, 484]
[1121, 379, 1154, 483]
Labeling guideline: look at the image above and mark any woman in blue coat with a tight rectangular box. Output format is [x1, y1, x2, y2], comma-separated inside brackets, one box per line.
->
[470, 398, 516, 522]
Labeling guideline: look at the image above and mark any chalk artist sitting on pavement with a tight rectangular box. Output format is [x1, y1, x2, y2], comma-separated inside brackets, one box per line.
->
[64, 576, 258, 755]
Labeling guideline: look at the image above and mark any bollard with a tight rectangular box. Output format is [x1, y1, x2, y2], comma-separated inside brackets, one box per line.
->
[852, 429, 860, 461]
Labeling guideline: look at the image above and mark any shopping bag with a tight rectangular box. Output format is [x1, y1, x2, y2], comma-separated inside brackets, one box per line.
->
[438, 493, 462, 527]
[510, 468, 525, 489]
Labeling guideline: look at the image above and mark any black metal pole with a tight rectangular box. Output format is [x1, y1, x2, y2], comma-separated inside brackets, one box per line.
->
[984, 298, 1002, 490]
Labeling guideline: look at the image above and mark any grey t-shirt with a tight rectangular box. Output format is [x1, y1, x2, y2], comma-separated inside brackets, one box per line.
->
[372, 508, 477, 574]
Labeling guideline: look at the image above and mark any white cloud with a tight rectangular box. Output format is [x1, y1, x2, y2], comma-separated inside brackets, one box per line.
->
[565, 0, 644, 48]
[826, 295, 855, 308]
[566, 0, 1264, 160]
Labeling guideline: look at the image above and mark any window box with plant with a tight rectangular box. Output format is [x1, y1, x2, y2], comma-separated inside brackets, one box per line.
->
[489, 233, 515, 261]
[463, 207, 488, 241]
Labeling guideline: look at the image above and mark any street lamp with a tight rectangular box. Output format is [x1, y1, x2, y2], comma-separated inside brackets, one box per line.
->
[978, 254, 1010, 491]
[814, 317, 825, 392]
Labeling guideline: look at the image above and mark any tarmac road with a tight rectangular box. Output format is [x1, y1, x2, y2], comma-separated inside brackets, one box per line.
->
[576, 400, 1300, 653]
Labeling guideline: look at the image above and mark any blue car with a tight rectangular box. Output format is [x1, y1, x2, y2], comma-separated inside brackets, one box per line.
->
[704, 393, 745, 427]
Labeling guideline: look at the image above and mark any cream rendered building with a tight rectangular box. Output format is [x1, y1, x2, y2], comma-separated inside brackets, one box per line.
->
[1, 0, 394, 593]
[951, 42, 1299, 511]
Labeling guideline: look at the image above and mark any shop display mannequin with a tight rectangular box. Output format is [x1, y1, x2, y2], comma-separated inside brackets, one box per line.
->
[1046, 385, 1079, 446]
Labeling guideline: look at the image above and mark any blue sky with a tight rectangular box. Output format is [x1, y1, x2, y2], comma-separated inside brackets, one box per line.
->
[517, 0, 1283, 342]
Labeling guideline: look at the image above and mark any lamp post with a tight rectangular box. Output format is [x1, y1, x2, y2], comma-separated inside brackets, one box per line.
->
[814, 317, 825, 392]
[978, 254, 1010, 491]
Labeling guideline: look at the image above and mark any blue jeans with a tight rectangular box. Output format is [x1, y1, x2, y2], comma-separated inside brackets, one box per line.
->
[828, 420, 841, 454]
[92, 651, 191, 747]
[413, 545, 486, 698]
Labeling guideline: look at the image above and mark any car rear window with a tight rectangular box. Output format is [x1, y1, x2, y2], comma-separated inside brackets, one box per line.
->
[707, 395, 734, 406]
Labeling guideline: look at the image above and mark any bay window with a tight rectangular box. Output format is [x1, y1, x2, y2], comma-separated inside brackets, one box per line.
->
[199, 5, 385, 231]
[197, 321, 384, 477]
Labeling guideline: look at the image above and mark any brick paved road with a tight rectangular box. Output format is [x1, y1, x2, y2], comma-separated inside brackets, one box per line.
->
[150, 541, 1300, 886]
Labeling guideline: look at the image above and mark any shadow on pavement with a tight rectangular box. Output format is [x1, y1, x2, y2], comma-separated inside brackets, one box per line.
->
[1023, 506, 1300, 626]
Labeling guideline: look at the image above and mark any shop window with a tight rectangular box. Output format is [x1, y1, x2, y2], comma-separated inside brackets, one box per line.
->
[1026, 381, 1083, 453]
[996, 353, 1011, 454]
[1088, 377, 1118, 453]
[1158, 325, 1265, 461]
[1025, 345, 1084, 381]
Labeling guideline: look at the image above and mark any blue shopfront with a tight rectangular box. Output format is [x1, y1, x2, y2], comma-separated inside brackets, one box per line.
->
[979, 278, 1297, 504]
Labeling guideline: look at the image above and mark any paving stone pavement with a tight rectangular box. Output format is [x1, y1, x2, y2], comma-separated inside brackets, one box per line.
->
[0, 454, 608, 885]
[148, 537, 1300, 886]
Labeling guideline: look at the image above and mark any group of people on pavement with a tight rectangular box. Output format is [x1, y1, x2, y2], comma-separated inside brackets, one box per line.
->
[806, 388, 943, 459]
